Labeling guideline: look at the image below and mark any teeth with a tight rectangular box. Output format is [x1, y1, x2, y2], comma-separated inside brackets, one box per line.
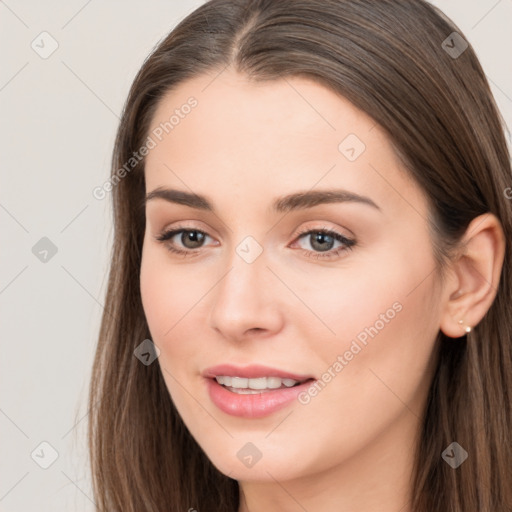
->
[231, 376, 248, 388]
[215, 376, 301, 390]
[267, 377, 282, 389]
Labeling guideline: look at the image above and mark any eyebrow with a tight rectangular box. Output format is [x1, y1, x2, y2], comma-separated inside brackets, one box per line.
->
[145, 187, 381, 213]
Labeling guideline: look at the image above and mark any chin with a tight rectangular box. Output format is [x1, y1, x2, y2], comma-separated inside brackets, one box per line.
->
[200, 439, 314, 482]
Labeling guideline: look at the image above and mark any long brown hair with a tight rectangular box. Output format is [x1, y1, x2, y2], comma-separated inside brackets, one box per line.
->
[88, 0, 512, 510]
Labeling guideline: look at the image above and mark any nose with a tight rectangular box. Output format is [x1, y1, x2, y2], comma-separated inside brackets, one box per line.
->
[208, 244, 284, 342]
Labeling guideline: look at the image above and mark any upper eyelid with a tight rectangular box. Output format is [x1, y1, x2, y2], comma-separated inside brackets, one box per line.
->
[158, 219, 352, 236]
[157, 225, 353, 246]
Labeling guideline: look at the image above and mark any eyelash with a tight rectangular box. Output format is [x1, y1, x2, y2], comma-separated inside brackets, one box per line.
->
[154, 224, 356, 260]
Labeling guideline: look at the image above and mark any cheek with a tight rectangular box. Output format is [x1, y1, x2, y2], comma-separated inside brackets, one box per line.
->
[292, 233, 440, 405]
[139, 246, 220, 410]
[280, 245, 432, 352]
[140, 246, 206, 341]
[300, 243, 440, 423]
[273, 260, 440, 474]
[140, 252, 222, 455]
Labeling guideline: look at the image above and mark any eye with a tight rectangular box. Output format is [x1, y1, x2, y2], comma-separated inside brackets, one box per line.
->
[154, 225, 356, 260]
[155, 226, 214, 257]
[292, 227, 356, 260]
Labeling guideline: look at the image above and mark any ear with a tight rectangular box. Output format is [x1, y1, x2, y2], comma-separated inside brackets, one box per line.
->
[439, 213, 506, 338]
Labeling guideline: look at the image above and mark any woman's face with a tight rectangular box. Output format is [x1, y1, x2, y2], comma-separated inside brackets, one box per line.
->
[140, 69, 445, 483]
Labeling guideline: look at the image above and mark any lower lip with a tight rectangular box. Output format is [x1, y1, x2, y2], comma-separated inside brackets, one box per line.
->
[206, 378, 315, 418]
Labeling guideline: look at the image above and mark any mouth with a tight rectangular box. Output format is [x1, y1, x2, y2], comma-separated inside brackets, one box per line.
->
[203, 364, 316, 418]
[213, 375, 311, 394]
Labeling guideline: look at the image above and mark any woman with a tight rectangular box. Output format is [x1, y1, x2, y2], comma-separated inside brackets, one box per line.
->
[88, 0, 512, 510]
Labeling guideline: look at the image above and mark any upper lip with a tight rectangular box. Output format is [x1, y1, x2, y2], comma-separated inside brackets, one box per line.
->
[202, 364, 314, 381]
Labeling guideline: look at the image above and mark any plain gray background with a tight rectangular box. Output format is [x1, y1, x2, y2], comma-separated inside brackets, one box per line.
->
[1, 1, 511, 510]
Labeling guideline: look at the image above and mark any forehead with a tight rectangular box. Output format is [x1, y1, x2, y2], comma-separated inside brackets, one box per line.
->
[144, 68, 426, 218]
[147, 68, 379, 160]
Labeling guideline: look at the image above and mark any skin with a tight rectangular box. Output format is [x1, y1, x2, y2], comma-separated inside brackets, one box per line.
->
[139, 68, 505, 512]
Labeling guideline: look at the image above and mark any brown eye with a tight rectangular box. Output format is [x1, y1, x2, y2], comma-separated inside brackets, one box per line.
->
[178, 230, 206, 249]
[155, 228, 212, 255]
